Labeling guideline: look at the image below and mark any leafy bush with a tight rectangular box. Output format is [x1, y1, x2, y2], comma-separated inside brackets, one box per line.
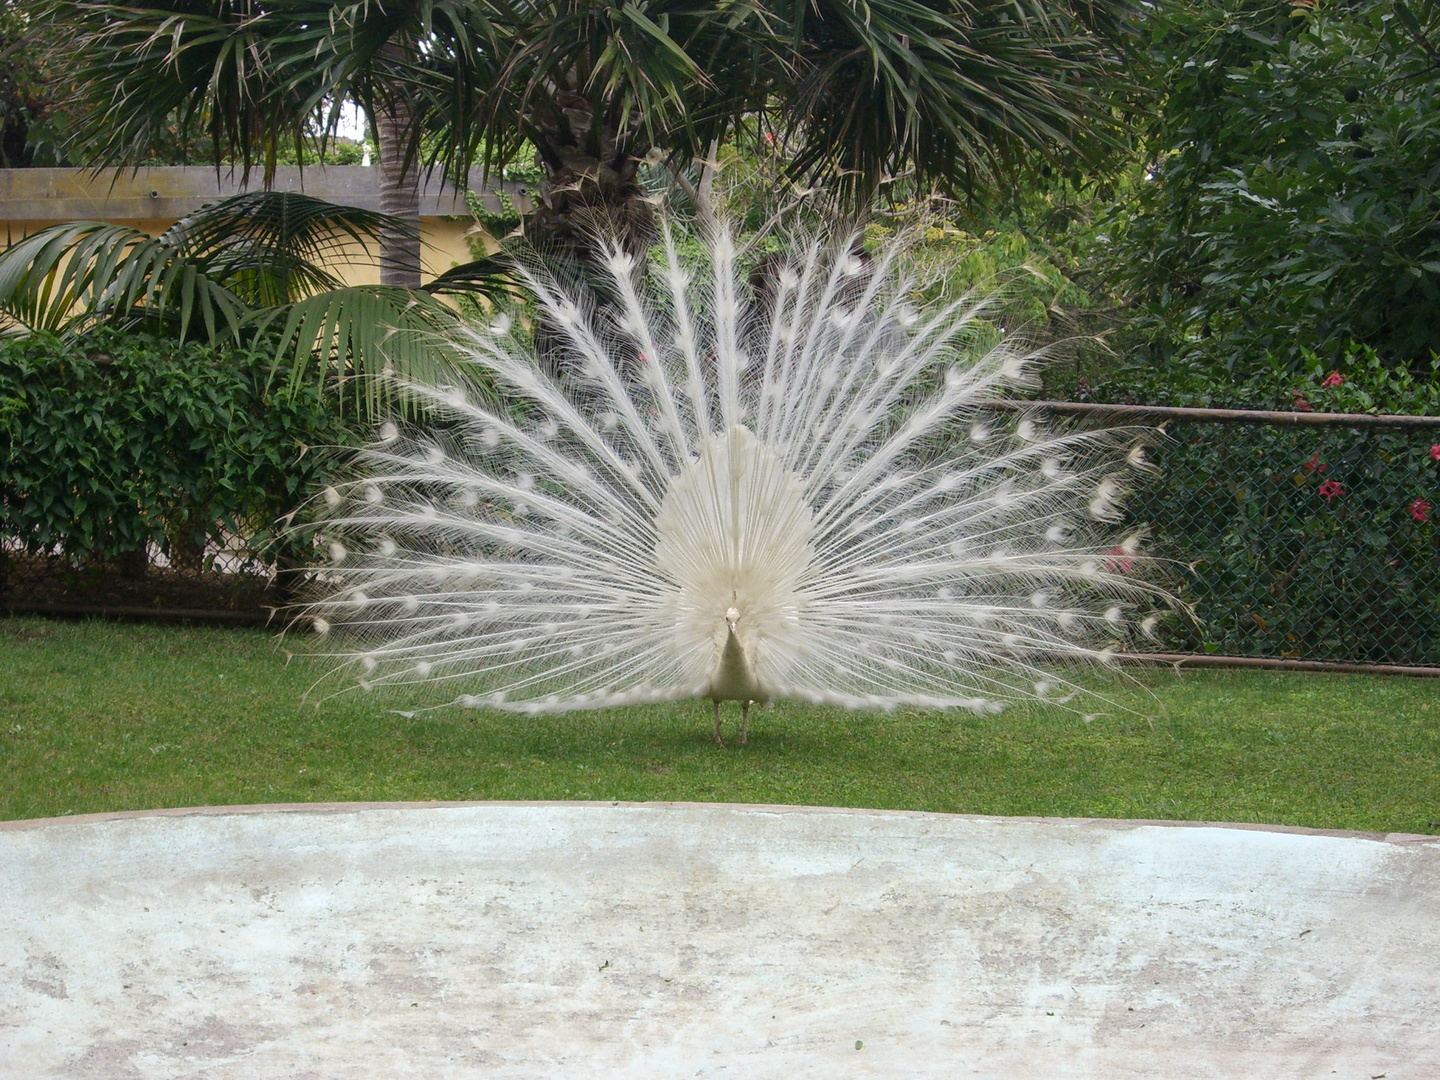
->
[0, 329, 356, 573]
[1104, 0, 1440, 375]
[1087, 342, 1440, 413]
[863, 218, 1094, 329]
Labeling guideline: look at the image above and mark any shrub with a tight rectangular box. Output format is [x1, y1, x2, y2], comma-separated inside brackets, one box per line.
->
[1085, 343, 1440, 414]
[1104, 0, 1440, 375]
[0, 329, 357, 574]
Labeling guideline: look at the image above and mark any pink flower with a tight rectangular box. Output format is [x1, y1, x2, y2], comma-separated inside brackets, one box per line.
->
[1293, 392, 1312, 412]
[763, 131, 776, 147]
[1104, 543, 1136, 574]
[1321, 371, 1344, 388]
[1411, 498, 1432, 524]
[1318, 479, 1344, 502]
[1303, 453, 1326, 474]
[1431, 444, 1440, 462]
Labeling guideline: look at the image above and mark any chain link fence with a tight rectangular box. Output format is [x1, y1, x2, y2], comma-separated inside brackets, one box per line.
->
[1025, 402, 1440, 671]
[0, 541, 278, 624]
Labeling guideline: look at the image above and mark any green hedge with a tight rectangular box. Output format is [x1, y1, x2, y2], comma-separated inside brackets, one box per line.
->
[0, 329, 356, 572]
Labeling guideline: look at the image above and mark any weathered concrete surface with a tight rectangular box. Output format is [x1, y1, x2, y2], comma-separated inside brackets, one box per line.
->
[1, 803, 1436, 1078]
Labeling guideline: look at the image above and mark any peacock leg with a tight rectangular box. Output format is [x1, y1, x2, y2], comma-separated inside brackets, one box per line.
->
[712, 700, 724, 745]
[740, 701, 750, 745]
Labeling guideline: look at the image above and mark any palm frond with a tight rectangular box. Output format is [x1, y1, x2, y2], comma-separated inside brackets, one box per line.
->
[334, 0, 504, 188]
[475, 0, 768, 170]
[0, 220, 247, 339]
[61, 0, 504, 191]
[168, 191, 395, 307]
[249, 286, 484, 416]
[779, 0, 1132, 199]
[0, 192, 508, 419]
[62, 0, 347, 182]
[421, 255, 514, 295]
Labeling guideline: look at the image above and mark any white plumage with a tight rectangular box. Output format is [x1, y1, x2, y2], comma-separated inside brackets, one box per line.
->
[305, 215, 1165, 741]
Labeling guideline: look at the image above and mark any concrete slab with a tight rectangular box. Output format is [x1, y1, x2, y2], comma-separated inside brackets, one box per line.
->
[2, 803, 1436, 1078]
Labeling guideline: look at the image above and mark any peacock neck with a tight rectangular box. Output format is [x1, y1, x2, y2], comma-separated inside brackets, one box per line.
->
[710, 626, 761, 702]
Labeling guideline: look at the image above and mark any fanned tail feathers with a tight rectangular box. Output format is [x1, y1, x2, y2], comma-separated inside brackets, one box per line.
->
[301, 217, 1171, 714]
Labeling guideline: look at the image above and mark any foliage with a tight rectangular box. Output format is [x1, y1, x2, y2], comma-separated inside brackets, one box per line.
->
[0, 0, 64, 166]
[0, 329, 356, 568]
[1088, 341, 1440, 413]
[866, 214, 1094, 335]
[0, 191, 508, 416]
[465, 155, 545, 245]
[1104, 0, 1440, 374]
[49, 0, 1135, 236]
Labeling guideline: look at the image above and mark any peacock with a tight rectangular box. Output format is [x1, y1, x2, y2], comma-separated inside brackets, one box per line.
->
[302, 213, 1168, 744]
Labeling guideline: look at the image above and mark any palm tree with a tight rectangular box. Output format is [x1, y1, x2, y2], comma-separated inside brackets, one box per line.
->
[51, 0, 1133, 263]
[53, 0, 496, 286]
[10, 0, 1133, 402]
[473, 0, 1133, 247]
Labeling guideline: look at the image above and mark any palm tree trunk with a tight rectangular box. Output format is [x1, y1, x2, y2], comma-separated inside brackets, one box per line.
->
[525, 90, 653, 261]
[376, 63, 422, 287]
[524, 93, 654, 383]
[529, 147, 650, 257]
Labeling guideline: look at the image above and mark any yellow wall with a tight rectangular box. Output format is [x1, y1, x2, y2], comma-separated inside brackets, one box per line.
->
[1, 217, 480, 287]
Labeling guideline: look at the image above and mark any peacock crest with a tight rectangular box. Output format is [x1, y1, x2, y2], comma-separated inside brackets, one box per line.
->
[303, 215, 1169, 723]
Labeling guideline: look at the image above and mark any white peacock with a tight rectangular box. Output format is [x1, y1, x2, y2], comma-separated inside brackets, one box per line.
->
[305, 217, 1167, 743]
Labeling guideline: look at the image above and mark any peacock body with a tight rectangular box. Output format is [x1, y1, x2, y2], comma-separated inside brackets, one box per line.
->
[306, 217, 1165, 734]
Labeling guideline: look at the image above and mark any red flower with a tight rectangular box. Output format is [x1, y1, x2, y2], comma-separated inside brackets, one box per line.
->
[763, 131, 776, 147]
[1318, 480, 1344, 502]
[1104, 543, 1136, 574]
[1293, 392, 1312, 412]
[1303, 453, 1326, 474]
[1321, 371, 1344, 388]
[1431, 444, 1440, 462]
[1411, 498, 1432, 524]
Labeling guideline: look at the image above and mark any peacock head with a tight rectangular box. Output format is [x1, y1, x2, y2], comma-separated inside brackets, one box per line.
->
[724, 606, 741, 635]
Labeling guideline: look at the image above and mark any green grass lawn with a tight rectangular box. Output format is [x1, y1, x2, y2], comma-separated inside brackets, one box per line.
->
[2, 616, 1437, 833]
